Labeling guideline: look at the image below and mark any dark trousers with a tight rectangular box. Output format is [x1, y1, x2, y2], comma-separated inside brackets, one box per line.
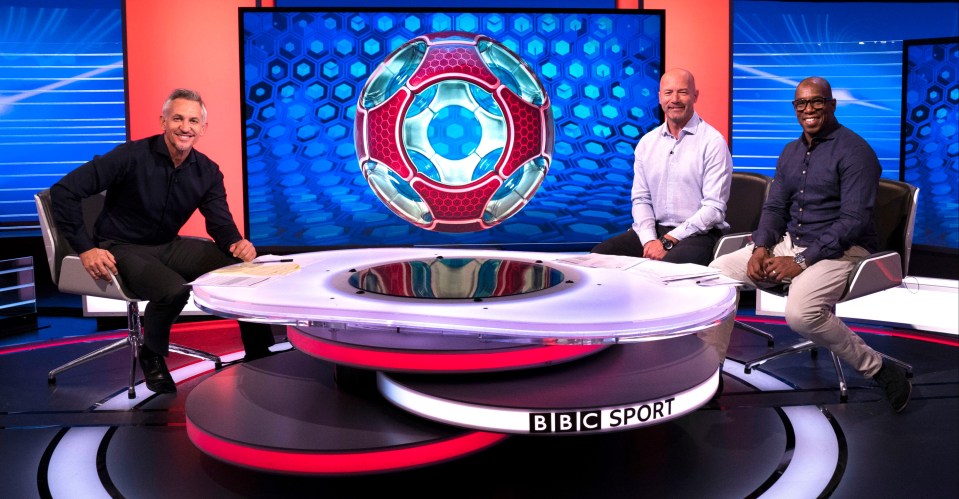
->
[590, 225, 722, 266]
[103, 238, 275, 356]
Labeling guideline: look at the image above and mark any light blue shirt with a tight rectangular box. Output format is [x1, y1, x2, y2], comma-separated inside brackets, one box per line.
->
[630, 112, 733, 245]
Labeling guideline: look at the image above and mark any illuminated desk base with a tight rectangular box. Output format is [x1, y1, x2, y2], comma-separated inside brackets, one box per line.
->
[186, 335, 718, 473]
[187, 248, 733, 474]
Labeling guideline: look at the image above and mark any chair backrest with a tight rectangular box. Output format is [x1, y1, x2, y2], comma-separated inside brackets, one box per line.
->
[726, 172, 772, 234]
[873, 178, 919, 275]
[35, 189, 106, 285]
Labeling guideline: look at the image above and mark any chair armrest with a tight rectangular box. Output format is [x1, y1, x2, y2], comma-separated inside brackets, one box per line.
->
[713, 232, 752, 260]
[57, 255, 138, 302]
[840, 251, 903, 302]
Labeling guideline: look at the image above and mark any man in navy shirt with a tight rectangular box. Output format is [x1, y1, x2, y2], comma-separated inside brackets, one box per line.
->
[710, 77, 911, 412]
[51, 88, 274, 394]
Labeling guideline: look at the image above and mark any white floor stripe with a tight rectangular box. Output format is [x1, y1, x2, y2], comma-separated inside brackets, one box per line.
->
[724, 360, 840, 498]
[47, 427, 112, 499]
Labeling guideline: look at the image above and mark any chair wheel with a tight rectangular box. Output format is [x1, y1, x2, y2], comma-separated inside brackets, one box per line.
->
[214, 361, 223, 370]
[744, 367, 753, 374]
[127, 388, 136, 399]
[48, 377, 57, 385]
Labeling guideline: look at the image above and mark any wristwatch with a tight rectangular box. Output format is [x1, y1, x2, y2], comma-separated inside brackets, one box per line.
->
[659, 236, 674, 251]
[794, 253, 807, 270]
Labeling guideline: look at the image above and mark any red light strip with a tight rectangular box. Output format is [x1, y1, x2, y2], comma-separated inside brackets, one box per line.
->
[186, 417, 507, 474]
[736, 316, 959, 347]
[288, 328, 608, 372]
[0, 332, 127, 356]
[0, 319, 241, 356]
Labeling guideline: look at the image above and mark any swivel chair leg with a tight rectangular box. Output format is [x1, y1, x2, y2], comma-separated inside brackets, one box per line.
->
[830, 351, 848, 402]
[169, 344, 222, 370]
[48, 338, 130, 385]
[735, 320, 775, 347]
[743, 339, 815, 374]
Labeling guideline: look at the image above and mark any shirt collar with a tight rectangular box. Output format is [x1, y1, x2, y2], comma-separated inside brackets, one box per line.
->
[800, 119, 842, 147]
[659, 112, 702, 138]
[151, 134, 196, 168]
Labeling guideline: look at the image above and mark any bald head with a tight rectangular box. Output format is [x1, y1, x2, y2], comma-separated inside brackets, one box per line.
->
[662, 68, 697, 91]
[797, 77, 833, 100]
[659, 68, 699, 135]
[794, 76, 838, 142]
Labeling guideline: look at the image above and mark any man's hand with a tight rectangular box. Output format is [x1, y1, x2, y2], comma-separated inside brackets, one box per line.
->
[79, 248, 117, 281]
[229, 239, 257, 262]
[761, 256, 803, 283]
[746, 246, 770, 282]
[642, 239, 668, 260]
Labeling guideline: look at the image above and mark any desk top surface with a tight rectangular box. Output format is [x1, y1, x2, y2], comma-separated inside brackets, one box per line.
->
[192, 248, 736, 343]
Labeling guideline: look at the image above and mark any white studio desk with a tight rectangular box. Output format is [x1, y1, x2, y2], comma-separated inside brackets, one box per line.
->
[185, 247, 739, 475]
[190, 247, 737, 342]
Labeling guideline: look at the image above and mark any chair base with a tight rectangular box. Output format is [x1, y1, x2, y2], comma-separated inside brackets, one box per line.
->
[743, 339, 913, 402]
[735, 320, 775, 347]
[47, 302, 223, 399]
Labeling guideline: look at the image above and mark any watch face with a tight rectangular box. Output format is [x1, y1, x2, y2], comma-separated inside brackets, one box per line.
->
[660, 237, 673, 250]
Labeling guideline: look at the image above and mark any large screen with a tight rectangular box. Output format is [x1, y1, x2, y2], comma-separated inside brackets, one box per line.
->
[901, 36, 959, 250]
[731, 0, 959, 179]
[0, 0, 125, 238]
[241, 8, 664, 252]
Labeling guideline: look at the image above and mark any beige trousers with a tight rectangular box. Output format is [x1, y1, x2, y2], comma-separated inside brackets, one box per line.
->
[709, 234, 883, 377]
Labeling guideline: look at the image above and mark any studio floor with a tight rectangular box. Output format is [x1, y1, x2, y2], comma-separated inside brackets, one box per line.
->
[1, 299, 957, 499]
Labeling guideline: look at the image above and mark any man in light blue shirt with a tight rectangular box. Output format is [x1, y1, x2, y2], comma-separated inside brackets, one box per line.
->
[592, 68, 733, 265]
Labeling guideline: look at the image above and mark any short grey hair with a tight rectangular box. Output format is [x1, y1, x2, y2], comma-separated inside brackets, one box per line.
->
[161, 88, 207, 123]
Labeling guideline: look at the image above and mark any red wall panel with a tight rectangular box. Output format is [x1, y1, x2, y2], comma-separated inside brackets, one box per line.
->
[123, 0, 274, 238]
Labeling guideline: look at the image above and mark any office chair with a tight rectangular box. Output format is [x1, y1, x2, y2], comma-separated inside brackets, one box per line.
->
[716, 179, 917, 401]
[716, 171, 776, 346]
[35, 189, 222, 398]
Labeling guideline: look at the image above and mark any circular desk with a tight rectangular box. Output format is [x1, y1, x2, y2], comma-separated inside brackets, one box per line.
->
[186, 248, 737, 474]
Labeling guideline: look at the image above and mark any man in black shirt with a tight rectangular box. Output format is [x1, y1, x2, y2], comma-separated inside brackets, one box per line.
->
[710, 77, 911, 412]
[51, 88, 274, 394]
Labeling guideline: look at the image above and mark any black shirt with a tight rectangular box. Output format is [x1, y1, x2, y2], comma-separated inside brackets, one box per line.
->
[752, 122, 880, 265]
[51, 134, 243, 255]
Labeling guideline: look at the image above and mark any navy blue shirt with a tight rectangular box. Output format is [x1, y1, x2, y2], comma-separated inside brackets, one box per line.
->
[51, 134, 243, 255]
[752, 122, 880, 265]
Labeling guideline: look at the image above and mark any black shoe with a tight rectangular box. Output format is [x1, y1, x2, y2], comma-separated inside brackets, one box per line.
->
[873, 359, 911, 413]
[138, 348, 177, 394]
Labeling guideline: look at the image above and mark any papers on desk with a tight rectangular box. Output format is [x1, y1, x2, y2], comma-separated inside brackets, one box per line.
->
[558, 254, 741, 287]
[190, 257, 300, 287]
[555, 253, 647, 270]
[627, 261, 742, 286]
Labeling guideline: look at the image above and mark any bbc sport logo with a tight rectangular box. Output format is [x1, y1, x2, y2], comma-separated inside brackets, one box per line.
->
[529, 398, 677, 433]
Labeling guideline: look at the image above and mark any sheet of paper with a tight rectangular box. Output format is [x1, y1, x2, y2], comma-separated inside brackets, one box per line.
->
[555, 253, 647, 270]
[626, 260, 720, 282]
[189, 258, 301, 287]
[210, 262, 300, 277]
[190, 274, 272, 287]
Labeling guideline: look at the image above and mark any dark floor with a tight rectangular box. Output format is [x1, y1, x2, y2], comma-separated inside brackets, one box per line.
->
[1, 298, 957, 499]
